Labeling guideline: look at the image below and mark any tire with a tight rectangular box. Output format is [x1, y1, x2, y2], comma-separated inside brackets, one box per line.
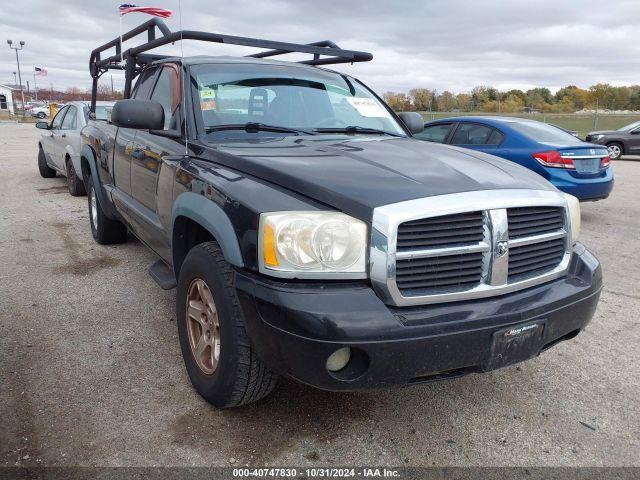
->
[87, 174, 127, 244]
[37, 112, 46, 119]
[37, 147, 56, 178]
[607, 142, 623, 160]
[176, 241, 277, 408]
[66, 157, 86, 196]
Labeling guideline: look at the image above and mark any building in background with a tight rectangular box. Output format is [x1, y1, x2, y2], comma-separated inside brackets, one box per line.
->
[0, 84, 18, 114]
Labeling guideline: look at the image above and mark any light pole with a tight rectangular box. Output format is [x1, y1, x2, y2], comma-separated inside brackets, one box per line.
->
[7, 40, 26, 117]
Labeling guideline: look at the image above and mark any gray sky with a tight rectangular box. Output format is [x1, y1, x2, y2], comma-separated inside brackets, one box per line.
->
[1, 0, 639, 95]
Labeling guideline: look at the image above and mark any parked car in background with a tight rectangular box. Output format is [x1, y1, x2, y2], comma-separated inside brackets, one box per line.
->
[30, 105, 49, 119]
[417, 116, 614, 201]
[35, 100, 114, 195]
[586, 120, 640, 159]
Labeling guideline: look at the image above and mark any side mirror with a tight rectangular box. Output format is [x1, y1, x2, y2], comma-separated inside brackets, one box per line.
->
[111, 99, 164, 130]
[35, 121, 49, 130]
[398, 112, 424, 134]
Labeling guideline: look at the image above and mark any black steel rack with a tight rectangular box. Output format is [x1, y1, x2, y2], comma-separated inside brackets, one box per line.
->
[89, 18, 373, 110]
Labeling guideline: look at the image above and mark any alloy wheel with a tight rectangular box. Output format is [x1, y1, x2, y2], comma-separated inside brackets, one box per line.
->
[185, 278, 221, 375]
[608, 144, 622, 160]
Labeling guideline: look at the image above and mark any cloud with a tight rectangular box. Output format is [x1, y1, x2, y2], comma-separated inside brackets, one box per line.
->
[1, 0, 638, 95]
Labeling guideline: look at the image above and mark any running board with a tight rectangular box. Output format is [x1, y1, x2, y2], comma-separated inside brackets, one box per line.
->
[147, 259, 177, 290]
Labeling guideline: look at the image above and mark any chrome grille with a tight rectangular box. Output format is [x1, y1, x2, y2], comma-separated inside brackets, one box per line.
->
[397, 212, 484, 251]
[507, 206, 564, 239]
[370, 190, 573, 306]
[508, 237, 566, 282]
[396, 251, 484, 294]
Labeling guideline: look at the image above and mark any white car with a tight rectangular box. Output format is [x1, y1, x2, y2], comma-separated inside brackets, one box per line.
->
[36, 101, 115, 195]
[30, 105, 50, 119]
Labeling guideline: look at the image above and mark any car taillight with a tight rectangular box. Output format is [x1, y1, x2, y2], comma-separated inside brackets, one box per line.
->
[600, 156, 611, 168]
[532, 151, 575, 169]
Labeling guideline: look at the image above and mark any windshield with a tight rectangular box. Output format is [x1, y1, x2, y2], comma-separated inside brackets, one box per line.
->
[509, 120, 584, 144]
[618, 121, 640, 132]
[190, 63, 406, 138]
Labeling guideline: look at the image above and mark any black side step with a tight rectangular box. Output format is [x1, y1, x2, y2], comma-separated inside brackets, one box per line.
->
[147, 259, 177, 290]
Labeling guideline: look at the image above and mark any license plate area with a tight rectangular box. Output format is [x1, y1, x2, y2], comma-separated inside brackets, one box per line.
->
[573, 158, 600, 174]
[485, 321, 545, 371]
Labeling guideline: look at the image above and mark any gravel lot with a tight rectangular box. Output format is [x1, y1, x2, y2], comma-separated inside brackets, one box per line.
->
[1, 122, 638, 467]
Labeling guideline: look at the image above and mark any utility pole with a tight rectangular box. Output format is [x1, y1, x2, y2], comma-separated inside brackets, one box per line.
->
[7, 40, 26, 118]
[111, 75, 114, 96]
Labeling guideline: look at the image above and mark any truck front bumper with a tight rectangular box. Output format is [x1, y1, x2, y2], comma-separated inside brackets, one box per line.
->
[235, 243, 602, 391]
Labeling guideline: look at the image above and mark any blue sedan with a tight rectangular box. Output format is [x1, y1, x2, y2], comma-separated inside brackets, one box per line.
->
[416, 116, 614, 201]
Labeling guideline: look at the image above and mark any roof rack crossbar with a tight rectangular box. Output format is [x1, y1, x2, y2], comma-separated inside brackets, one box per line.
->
[90, 19, 372, 78]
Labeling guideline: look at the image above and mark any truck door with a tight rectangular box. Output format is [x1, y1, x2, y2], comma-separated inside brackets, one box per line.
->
[112, 66, 159, 196]
[129, 64, 182, 259]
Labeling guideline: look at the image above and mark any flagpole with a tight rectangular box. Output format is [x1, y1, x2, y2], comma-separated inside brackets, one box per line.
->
[33, 68, 37, 102]
[119, 13, 124, 64]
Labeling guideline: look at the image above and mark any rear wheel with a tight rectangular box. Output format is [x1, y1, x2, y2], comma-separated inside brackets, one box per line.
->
[176, 241, 278, 408]
[607, 142, 623, 160]
[66, 158, 86, 196]
[37, 147, 56, 178]
[87, 175, 127, 244]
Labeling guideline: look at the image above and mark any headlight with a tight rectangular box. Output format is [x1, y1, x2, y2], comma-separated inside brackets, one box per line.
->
[563, 193, 580, 244]
[259, 211, 367, 278]
[593, 134, 605, 140]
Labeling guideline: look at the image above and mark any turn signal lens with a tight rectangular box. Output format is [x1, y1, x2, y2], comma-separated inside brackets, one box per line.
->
[532, 151, 575, 169]
[262, 224, 279, 267]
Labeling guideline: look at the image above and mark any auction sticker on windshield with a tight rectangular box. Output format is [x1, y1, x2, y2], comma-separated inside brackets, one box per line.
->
[347, 97, 391, 118]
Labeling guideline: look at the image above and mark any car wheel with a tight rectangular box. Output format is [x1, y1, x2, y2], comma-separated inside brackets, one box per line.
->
[87, 174, 127, 244]
[176, 241, 278, 408]
[37, 146, 56, 178]
[607, 142, 623, 160]
[37, 112, 46, 119]
[66, 158, 86, 196]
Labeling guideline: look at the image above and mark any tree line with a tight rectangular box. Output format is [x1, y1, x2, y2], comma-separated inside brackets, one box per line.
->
[383, 84, 640, 113]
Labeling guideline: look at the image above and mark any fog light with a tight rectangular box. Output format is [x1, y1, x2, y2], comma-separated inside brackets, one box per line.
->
[326, 347, 351, 372]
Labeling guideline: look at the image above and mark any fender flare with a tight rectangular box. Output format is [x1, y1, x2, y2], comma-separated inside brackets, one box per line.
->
[171, 192, 244, 268]
[80, 144, 111, 213]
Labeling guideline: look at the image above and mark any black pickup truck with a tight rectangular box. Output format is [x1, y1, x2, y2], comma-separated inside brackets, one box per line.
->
[80, 20, 602, 408]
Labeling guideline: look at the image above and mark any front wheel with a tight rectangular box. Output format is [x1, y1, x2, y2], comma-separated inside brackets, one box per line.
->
[87, 175, 127, 244]
[607, 142, 623, 160]
[37, 147, 56, 178]
[37, 112, 46, 119]
[176, 241, 278, 408]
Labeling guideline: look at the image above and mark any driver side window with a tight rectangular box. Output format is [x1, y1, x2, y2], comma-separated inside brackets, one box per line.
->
[51, 107, 67, 129]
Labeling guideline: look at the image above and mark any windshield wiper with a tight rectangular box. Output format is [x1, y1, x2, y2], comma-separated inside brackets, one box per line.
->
[313, 126, 404, 137]
[206, 123, 315, 135]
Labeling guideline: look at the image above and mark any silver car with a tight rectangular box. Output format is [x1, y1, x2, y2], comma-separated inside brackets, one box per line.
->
[36, 101, 114, 195]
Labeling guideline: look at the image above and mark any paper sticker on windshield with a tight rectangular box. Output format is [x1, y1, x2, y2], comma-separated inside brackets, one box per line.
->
[347, 97, 390, 118]
[200, 88, 216, 99]
[201, 100, 217, 111]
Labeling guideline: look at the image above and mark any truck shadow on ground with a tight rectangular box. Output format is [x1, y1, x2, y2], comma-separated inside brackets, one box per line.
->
[169, 378, 378, 464]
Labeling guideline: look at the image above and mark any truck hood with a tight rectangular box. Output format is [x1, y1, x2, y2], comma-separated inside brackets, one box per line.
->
[587, 130, 618, 136]
[199, 135, 554, 220]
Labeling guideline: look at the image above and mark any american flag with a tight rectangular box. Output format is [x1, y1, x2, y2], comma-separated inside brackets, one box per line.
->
[35, 67, 47, 77]
[118, 4, 172, 18]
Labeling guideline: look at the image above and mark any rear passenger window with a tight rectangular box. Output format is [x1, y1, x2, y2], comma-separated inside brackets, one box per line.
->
[451, 123, 495, 145]
[414, 123, 452, 143]
[486, 129, 504, 145]
[132, 67, 157, 100]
